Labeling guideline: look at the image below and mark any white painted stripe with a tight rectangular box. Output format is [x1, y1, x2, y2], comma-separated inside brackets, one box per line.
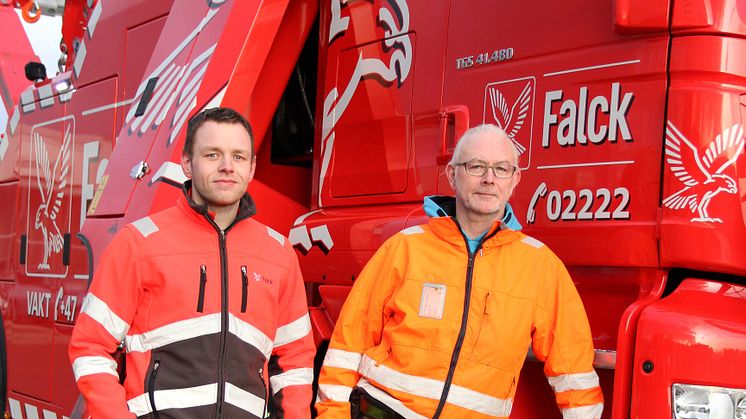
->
[127, 313, 221, 353]
[10, 106, 20, 135]
[317, 383, 353, 403]
[547, 371, 600, 393]
[82, 98, 135, 116]
[400, 225, 424, 235]
[309, 225, 334, 250]
[225, 382, 267, 417]
[72, 355, 118, 381]
[289, 226, 311, 251]
[87, 0, 102, 37]
[537, 160, 635, 170]
[0, 135, 7, 161]
[561, 402, 603, 419]
[270, 367, 313, 394]
[293, 210, 321, 226]
[359, 355, 512, 417]
[168, 96, 197, 145]
[31, 115, 71, 126]
[42, 409, 57, 419]
[204, 85, 227, 110]
[521, 236, 544, 249]
[357, 379, 428, 419]
[25, 403, 40, 419]
[81, 293, 130, 341]
[59, 89, 75, 102]
[141, 65, 186, 132]
[543, 60, 640, 77]
[38, 84, 55, 108]
[131, 216, 159, 237]
[74, 274, 90, 280]
[228, 313, 274, 359]
[23, 101, 36, 113]
[323, 348, 362, 371]
[150, 161, 188, 185]
[274, 313, 311, 347]
[73, 41, 87, 77]
[8, 398, 23, 419]
[266, 226, 285, 245]
[21, 89, 35, 106]
[127, 383, 218, 416]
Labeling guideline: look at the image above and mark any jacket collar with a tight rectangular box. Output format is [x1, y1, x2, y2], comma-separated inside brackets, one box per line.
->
[422, 195, 522, 250]
[179, 180, 257, 230]
[423, 195, 522, 231]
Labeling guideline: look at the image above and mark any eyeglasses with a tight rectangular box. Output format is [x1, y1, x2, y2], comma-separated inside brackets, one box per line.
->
[453, 160, 517, 178]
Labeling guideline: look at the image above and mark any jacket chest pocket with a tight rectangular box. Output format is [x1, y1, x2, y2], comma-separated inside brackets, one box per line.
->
[471, 293, 533, 370]
[238, 264, 281, 318]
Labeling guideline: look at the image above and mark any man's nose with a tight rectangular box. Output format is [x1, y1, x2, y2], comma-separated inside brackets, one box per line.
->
[481, 168, 497, 183]
[219, 156, 234, 172]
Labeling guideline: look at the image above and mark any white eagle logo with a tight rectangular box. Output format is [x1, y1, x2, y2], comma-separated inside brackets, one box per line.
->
[488, 81, 531, 155]
[662, 121, 744, 223]
[33, 125, 72, 269]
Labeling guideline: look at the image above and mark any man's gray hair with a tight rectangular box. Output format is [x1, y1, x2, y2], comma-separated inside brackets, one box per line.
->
[449, 124, 520, 166]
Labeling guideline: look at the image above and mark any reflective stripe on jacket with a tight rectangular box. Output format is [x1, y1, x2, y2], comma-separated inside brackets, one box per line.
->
[70, 183, 315, 419]
[316, 197, 603, 418]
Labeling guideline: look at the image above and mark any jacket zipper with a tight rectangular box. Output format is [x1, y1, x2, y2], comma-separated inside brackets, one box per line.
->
[432, 223, 498, 418]
[259, 367, 268, 418]
[197, 265, 207, 312]
[216, 229, 229, 418]
[241, 265, 248, 313]
[196, 203, 249, 419]
[148, 360, 161, 419]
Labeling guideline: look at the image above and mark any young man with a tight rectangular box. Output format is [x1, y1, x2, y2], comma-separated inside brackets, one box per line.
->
[316, 124, 603, 418]
[70, 107, 315, 418]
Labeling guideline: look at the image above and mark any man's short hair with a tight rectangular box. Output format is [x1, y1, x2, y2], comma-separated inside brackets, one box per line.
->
[449, 124, 520, 166]
[183, 107, 254, 157]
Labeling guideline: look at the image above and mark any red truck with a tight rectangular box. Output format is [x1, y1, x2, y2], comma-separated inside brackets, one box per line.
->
[0, 0, 744, 418]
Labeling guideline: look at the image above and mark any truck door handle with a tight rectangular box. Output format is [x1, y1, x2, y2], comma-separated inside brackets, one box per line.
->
[437, 105, 470, 165]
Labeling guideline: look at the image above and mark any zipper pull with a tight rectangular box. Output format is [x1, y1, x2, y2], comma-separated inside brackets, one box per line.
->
[197, 265, 207, 312]
[149, 360, 161, 417]
[241, 266, 248, 313]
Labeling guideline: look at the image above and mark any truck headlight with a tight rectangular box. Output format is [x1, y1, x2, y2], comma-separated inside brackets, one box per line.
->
[736, 397, 746, 419]
[673, 384, 746, 419]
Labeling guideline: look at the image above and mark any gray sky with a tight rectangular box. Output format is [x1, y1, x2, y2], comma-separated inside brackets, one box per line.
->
[16, 10, 63, 76]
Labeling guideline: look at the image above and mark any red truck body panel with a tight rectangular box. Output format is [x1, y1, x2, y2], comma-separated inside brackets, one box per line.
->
[0, 1, 744, 418]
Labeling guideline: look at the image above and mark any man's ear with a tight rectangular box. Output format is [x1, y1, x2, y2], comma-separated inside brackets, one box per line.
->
[181, 153, 192, 178]
[446, 164, 456, 190]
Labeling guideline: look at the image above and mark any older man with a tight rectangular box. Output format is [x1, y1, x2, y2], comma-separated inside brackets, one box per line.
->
[316, 124, 603, 418]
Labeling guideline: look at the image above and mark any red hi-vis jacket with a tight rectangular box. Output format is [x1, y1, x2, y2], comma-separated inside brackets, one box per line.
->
[69, 184, 315, 419]
[316, 199, 603, 418]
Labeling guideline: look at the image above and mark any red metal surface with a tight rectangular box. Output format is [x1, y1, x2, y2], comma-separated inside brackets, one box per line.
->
[0, 0, 745, 417]
[660, 33, 746, 276]
[630, 278, 746, 418]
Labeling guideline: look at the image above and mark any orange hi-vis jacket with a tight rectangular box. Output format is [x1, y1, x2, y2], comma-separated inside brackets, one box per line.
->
[69, 183, 315, 419]
[316, 197, 603, 418]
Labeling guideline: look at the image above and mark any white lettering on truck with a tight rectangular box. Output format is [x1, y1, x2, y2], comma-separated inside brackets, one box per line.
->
[542, 82, 634, 147]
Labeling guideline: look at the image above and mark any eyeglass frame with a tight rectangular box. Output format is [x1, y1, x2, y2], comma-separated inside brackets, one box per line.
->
[451, 159, 518, 178]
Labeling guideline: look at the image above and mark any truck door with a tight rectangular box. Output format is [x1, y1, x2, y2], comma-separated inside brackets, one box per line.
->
[441, 0, 670, 269]
[441, 1, 670, 416]
[14, 94, 70, 404]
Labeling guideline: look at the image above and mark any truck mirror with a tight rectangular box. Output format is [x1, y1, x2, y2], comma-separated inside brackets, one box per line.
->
[25, 62, 47, 82]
